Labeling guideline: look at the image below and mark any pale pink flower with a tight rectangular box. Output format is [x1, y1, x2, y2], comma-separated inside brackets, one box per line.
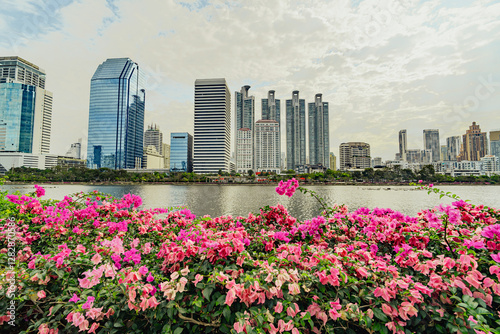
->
[275, 301, 283, 313]
[37, 290, 46, 299]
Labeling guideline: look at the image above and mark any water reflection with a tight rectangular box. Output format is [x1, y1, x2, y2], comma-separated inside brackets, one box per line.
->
[3, 184, 499, 221]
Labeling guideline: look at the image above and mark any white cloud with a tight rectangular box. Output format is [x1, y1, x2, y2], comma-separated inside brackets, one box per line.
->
[0, 0, 499, 160]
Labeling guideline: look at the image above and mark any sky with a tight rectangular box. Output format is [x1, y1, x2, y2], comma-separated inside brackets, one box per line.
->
[1, 0, 500, 162]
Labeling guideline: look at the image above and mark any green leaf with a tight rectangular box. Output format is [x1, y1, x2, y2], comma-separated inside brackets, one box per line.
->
[174, 327, 184, 334]
[202, 287, 214, 300]
[223, 306, 231, 320]
[373, 308, 388, 322]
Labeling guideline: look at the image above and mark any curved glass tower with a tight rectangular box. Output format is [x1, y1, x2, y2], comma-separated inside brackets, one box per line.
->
[87, 58, 145, 169]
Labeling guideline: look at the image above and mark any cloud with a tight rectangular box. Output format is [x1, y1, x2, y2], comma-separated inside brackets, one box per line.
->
[0, 0, 499, 161]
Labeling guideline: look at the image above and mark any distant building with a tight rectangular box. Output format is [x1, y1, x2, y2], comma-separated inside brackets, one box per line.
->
[308, 94, 329, 167]
[255, 120, 280, 173]
[86, 58, 145, 169]
[398, 129, 407, 161]
[236, 128, 253, 173]
[193, 78, 231, 173]
[440, 145, 447, 162]
[0, 152, 57, 171]
[458, 122, 488, 161]
[329, 152, 336, 171]
[65, 140, 82, 159]
[262, 90, 281, 164]
[163, 143, 170, 171]
[57, 156, 86, 170]
[339, 142, 370, 170]
[144, 124, 163, 155]
[372, 157, 383, 167]
[481, 155, 499, 175]
[423, 129, 440, 162]
[286, 91, 306, 170]
[142, 145, 164, 169]
[170, 132, 193, 173]
[0, 57, 53, 154]
[490, 130, 500, 161]
[446, 136, 461, 161]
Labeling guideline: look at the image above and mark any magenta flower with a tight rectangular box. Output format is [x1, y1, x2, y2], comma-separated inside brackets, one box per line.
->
[139, 266, 148, 275]
[147, 273, 154, 282]
[491, 253, 500, 263]
[69, 293, 80, 303]
[34, 184, 45, 198]
[276, 178, 299, 197]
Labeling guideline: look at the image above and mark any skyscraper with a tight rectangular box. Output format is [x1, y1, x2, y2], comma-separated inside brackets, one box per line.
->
[235, 86, 255, 172]
[446, 136, 461, 161]
[398, 130, 407, 161]
[490, 130, 500, 160]
[87, 58, 145, 169]
[144, 124, 163, 155]
[423, 129, 440, 162]
[308, 93, 329, 167]
[286, 91, 306, 170]
[255, 120, 280, 173]
[66, 139, 82, 159]
[170, 132, 193, 173]
[193, 78, 231, 174]
[458, 122, 488, 161]
[0, 57, 52, 154]
[262, 90, 280, 126]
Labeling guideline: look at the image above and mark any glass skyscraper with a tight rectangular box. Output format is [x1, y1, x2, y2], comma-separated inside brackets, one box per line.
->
[308, 93, 329, 167]
[423, 129, 440, 162]
[87, 58, 145, 169]
[170, 132, 193, 172]
[235, 85, 255, 173]
[0, 57, 52, 154]
[286, 90, 306, 170]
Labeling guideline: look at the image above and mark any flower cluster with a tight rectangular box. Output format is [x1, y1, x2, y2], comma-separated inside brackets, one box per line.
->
[275, 178, 299, 197]
[0, 184, 500, 334]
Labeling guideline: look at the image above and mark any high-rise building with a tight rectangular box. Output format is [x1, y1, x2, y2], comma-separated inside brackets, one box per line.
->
[66, 140, 82, 159]
[170, 132, 193, 172]
[144, 124, 163, 155]
[329, 152, 337, 171]
[339, 142, 370, 170]
[255, 120, 280, 173]
[86, 58, 145, 169]
[398, 130, 407, 161]
[235, 86, 255, 172]
[440, 145, 447, 161]
[423, 129, 440, 162]
[446, 136, 461, 161]
[286, 91, 306, 170]
[0, 57, 52, 154]
[262, 90, 280, 126]
[458, 122, 488, 161]
[193, 78, 231, 174]
[490, 130, 500, 160]
[308, 93, 329, 167]
[236, 128, 253, 173]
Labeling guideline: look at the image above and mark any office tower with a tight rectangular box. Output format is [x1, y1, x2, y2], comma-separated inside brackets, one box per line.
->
[262, 90, 280, 125]
[255, 120, 280, 172]
[87, 58, 145, 169]
[490, 130, 500, 160]
[423, 129, 440, 162]
[372, 157, 383, 167]
[235, 86, 255, 172]
[308, 93, 329, 167]
[0, 57, 52, 154]
[398, 130, 407, 161]
[170, 132, 193, 172]
[440, 145, 447, 161]
[446, 136, 461, 161]
[458, 122, 488, 161]
[329, 152, 337, 171]
[144, 124, 163, 155]
[286, 91, 306, 170]
[193, 78, 231, 174]
[66, 140, 82, 159]
[339, 142, 370, 170]
[406, 149, 421, 164]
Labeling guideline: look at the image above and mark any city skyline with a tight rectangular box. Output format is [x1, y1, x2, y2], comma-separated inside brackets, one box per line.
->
[1, 1, 499, 161]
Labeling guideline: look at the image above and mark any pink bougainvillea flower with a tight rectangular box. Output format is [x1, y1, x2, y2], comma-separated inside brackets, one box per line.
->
[146, 272, 154, 282]
[37, 290, 46, 299]
[69, 293, 80, 303]
[34, 184, 45, 198]
[491, 253, 500, 263]
[276, 178, 299, 197]
[139, 266, 148, 275]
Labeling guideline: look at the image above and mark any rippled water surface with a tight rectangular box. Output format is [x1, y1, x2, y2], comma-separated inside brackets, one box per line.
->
[3, 184, 499, 221]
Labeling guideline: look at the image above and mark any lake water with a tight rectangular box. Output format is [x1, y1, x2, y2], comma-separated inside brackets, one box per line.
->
[3, 183, 499, 221]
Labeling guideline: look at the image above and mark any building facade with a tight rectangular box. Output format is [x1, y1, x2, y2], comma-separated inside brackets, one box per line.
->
[144, 124, 163, 155]
[423, 129, 440, 162]
[490, 130, 500, 161]
[286, 91, 306, 170]
[339, 142, 370, 170]
[308, 93, 329, 167]
[193, 78, 231, 174]
[235, 86, 255, 172]
[0, 57, 52, 155]
[458, 122, 488, 161]
[87, 58, 145, 169]
[65, 140, 82, 159]
[255, 120, 280, 173]
[446, 136, 461, 161]
[170, 132, 193, 173]
[329, 152, 337, 171]
[398, 129, 407, 161]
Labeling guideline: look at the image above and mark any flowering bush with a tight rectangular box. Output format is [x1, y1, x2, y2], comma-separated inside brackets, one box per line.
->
[0, 181, 500, 333]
